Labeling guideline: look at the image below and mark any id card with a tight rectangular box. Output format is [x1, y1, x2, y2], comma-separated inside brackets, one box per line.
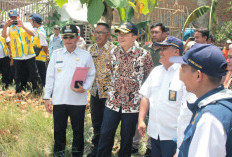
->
[169, 90, 177, 101]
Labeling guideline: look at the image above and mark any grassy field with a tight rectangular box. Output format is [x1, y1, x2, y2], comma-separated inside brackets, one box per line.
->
[0, 88, 147, 157]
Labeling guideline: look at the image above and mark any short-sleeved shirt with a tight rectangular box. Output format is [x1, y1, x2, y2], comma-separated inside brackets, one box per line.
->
[88, 41, 116, 98]
[35, 26, 48, 47]
[106, 45, 153, 113]
[7, 25, 35, 60]
[139, 63, 186, 140]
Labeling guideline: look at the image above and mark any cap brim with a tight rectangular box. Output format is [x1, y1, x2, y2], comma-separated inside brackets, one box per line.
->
[61, 33, 76, 36]
[115, 28, 130, 34]
[153, 41, 173, 47]
[169, 56, 187, 64]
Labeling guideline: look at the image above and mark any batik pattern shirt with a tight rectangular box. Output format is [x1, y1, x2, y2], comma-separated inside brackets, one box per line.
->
[88, 41, 116, 98]
[106, 45, 153, 113]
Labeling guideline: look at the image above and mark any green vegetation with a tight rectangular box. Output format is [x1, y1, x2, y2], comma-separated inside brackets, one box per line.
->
[0, 90, 147, 156]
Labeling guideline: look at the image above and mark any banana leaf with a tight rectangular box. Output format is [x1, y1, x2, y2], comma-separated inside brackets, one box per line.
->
[182, 6, 210, 32]
[208, 0, 218, 32]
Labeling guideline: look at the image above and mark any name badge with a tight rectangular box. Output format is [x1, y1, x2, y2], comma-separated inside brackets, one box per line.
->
[169, 90, 177, 101]
[56, 61, 63, 63]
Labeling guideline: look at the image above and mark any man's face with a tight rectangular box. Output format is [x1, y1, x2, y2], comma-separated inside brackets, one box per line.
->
[159, 46, 178, 68]
[225, 43, 231, 49]
[94, 25, 110, 47]
[179, 64, 197, 93]
[117, 32, 137, 49]
[54, 28, 60, 36]
[227, 49, 232, 71]
[194, 32, 207, 43]
[151, 26, 165, 43]
[62, 34, 78, 50]
[10, 16, 17, 21]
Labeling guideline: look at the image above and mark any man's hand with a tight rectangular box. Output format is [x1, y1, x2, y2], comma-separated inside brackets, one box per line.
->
[45, 99, 53, 114]
[46, 54, 50, 61]
[71, 84, 86, 93]
[5, 19, 12, 27]
[137, 120, 146, 138]
[17, 19, 24, 28]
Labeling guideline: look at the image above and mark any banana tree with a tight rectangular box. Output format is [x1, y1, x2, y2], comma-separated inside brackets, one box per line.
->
[182, 0, 218, 34]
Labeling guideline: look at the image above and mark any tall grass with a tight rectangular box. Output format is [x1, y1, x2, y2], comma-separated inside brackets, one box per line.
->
[0, 90, 146, 156]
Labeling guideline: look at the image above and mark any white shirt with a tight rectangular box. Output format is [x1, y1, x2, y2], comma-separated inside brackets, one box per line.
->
[0, 37, 10, 58]
[0, 41, 6, 59]
[188, 113, 227, 157]
[43, 47, 95, 105]
[76, 37, 86, 50]
[139, 63, 186, 140]
[187, 88, 232, 157]
[36, 26, 48, 46]
[7, 25, 35, 60]
[176, 93, 196, 155]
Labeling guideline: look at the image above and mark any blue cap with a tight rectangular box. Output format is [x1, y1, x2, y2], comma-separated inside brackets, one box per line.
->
[29, 14, 34, 20]
[8, 10, 17, 17]
[169, 44, 227, 77]
[32, 14, 42, 24]
[154, 36, 184, 55]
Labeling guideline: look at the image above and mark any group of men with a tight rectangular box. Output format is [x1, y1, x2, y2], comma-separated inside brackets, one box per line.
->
[2, 9, 232, 157]
[0, 10, 48, 93]
[41, 19, 232, 157]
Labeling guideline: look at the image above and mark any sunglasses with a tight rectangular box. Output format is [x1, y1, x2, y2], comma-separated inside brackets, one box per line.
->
[62, 35, 76, 39]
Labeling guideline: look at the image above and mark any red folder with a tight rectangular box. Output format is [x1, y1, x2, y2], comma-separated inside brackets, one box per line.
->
[71, 67, 90, 88]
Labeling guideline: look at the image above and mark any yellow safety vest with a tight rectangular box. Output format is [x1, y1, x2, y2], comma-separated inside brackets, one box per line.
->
[0, 36, 10, 57]
[33, 27, 47, 62]
[9, 26, 34, 58]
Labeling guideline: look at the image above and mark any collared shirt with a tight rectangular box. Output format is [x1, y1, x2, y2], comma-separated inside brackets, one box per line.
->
[143, 44, 161, 67]
[140, 63, 186, 140]
[48, 34, 64, 56]
[106, 45, 153, 113]
[44, 47, 95, 105]
[88, 41, 116, 98]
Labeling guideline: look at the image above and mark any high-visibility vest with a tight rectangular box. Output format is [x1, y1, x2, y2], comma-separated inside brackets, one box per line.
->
[9, 26, 34, 58]
[0, 36, 10, 57]
[33, 27, 47, 62]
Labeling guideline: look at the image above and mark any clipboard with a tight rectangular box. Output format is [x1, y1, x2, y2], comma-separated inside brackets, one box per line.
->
[71, 67, 90, 89]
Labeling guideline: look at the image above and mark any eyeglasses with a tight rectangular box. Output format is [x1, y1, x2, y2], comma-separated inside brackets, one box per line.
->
[62, 35, 76, 39]
[93, 31, 108, 35]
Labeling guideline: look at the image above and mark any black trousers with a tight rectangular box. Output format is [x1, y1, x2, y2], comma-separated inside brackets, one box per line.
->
[90, 92, 106, 148]
[53, 105, 86, 157]
[36, 60, 46, 87]
[13, 57, 41, 93]
[0, 57, 12, 87]
[97, 107, 138, 157]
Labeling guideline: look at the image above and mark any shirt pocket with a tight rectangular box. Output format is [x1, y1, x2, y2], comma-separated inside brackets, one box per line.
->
[168, 80, 183, 102]
[55, 61, 65, 77]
